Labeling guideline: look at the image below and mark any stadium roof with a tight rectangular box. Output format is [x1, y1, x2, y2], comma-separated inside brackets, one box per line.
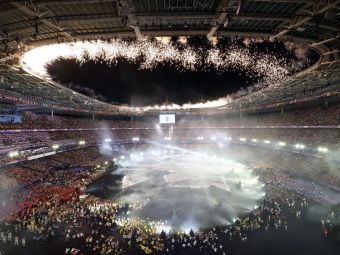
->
[0, 0, 339, 115]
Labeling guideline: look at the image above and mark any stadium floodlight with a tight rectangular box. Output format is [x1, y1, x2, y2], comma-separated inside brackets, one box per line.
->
[317, 147, 328, 153]
[104, 161, 108, 165]
[120, 155, 125, 159]
[78, 140, 86, 145]
[52, 144, 60, 150]
[210, 136, 216, 141]
[295, 144, 305, 149]
[240, 137, 246, 142]
[264, 140, 271, 144]
[197, 136, 204, 140]
[251, 138, 257, 143]
[278, 142, 286, 147]
[164, 136, 172, 141]
[8, 150, 19, 158]
[132, 137, 140, 142]
[104, 138, 112, 143]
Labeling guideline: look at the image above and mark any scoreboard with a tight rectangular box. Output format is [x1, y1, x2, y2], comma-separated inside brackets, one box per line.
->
[159, 113, 175, 124]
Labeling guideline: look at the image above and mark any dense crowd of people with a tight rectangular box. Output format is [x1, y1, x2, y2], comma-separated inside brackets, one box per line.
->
[1, 105, 340, 153]
[1, 104, 340, 130]
[0, 105, 340, 254]
[0, 143, 339, 255]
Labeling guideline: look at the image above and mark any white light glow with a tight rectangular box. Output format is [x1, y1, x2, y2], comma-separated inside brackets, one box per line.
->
[295, 144, 305, 149]
[118, 147, 264, 230]
[52, 144, 60, 150]
[78, 140, 86, 145]
[8, 150, 19, 158]
[317, 146, 328, 153]
[20, 40, 294, 112]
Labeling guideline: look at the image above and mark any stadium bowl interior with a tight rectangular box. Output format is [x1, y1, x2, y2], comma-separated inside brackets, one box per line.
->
[0, 1, 340, 255]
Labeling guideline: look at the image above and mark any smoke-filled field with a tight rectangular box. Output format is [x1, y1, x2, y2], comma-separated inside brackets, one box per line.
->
[87, 144, 264, 232]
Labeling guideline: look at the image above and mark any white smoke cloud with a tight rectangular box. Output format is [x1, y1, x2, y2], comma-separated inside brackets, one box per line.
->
[98, 122, 115, 156]
[111, 145, 264, 231]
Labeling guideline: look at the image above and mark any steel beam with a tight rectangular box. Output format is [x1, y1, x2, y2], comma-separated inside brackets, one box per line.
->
[11, 1, 74, 40]
[207, 0, 230, 39]
[207, 12, 227, 39]
[272, 0, 340, 39]
[310, 36, 340, 47]
[119, 0, 144, 39]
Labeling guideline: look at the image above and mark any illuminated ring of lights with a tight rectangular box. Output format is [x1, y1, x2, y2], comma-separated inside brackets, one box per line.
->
[21, 39, 295, 111]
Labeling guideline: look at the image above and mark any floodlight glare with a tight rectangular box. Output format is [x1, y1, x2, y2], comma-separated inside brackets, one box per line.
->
[52, 144, 60, 150]
[317, 147, 328, 153]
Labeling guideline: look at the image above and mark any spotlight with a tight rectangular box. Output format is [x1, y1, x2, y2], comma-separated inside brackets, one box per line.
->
[295, 144, 305, 149]
[52, 144, 60, 150]
[317, 147, 328, 153]
[239, 137, 246, 142]
[264, 140, 270, 144]
[251, 138, 257, 143]
[78, 140, 86, 145]
[8, 150, 19, 158]
[278, 142, 286, 147]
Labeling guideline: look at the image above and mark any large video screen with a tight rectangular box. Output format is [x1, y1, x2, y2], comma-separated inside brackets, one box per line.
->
[159, 113, 175, 124]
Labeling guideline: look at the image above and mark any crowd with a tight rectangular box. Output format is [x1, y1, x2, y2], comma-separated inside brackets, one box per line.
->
[0, 104, 339, 153]
[0, 105, 340, 254]
[0, 104, 340, 130]
[0, 144, 338, 255]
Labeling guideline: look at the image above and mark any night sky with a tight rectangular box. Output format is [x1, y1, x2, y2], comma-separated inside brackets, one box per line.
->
[46, 38, 317, 106]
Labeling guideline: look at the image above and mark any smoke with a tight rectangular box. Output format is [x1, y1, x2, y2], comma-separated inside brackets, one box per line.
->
[66, 82, 107, 102]
[110, 145, 264, 231]
[0, 173, 19, 220]
[284, 41, 310, 60]
[98, 122, 115, 156]
[324, 147, 340, 177]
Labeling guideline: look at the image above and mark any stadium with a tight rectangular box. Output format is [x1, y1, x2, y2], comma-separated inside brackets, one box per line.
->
[0, 0, 340, 254]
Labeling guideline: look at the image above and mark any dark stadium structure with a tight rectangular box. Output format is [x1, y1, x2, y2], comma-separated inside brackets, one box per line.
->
[0, 0, 339, 115]
[0, 1, 340, 255]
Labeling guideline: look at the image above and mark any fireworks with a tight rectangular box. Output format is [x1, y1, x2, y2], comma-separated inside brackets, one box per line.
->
[20, 39, 301, 111]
